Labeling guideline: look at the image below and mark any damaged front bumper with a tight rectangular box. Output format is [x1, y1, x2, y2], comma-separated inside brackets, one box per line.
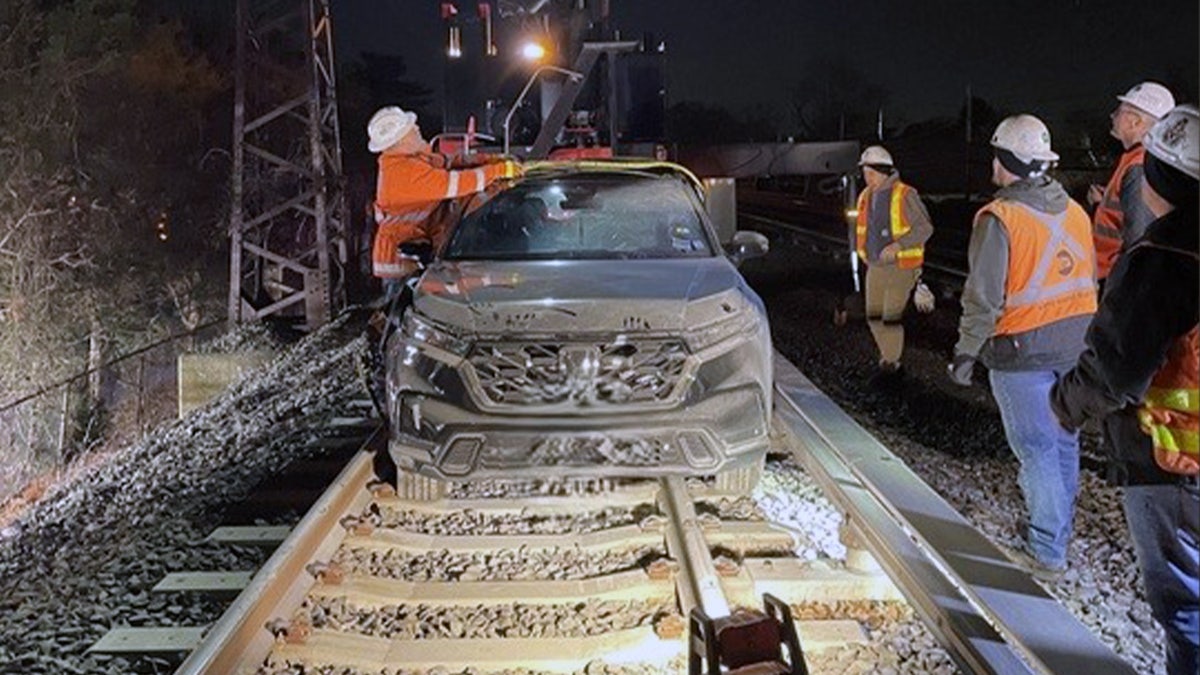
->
[386, 331, 771, 481]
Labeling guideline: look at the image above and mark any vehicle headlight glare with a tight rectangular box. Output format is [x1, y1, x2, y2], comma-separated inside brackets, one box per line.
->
[402, 313, 471, 356]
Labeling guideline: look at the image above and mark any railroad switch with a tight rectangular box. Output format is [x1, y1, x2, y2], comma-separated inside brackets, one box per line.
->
[689, 593, 809, 675]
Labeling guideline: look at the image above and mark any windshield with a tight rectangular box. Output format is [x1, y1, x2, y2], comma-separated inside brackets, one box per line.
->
[444, 174, 714, 261]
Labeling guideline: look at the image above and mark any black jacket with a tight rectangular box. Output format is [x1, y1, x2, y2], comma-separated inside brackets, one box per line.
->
[1050, 206, 1199, 484]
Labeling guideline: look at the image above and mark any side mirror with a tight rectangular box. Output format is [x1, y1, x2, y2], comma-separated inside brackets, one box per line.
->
[724, 230, 769, 265]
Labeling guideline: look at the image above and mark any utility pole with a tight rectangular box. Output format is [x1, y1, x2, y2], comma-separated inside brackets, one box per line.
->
[228, 0, 348, 330]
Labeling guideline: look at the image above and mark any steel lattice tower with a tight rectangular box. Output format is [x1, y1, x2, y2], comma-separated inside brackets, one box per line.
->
[229, 0, 348, 329]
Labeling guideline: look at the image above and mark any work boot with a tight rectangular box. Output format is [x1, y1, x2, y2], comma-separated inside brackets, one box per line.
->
[833, 306, 848, 327]
[868, 361, 904, 390]
[1003, 545, 1065, 583]
[878, 359, 902, 374]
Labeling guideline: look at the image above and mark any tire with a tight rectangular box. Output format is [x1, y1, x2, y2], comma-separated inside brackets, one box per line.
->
[372, 445, 398, 487]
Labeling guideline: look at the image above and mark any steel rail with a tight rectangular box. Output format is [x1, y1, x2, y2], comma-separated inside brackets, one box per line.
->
[658, 476, 730, 619]
[771, 352, 1135, 675]
[175, 427, 383, 675]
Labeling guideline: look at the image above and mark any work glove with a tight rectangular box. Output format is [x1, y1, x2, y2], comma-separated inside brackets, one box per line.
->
[501, 159, 523, 179]
[912, 279, 935, 314]
[947, 353, 976, 387]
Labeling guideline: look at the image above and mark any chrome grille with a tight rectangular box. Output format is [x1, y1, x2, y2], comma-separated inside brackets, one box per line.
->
[468, 339, 688, 406]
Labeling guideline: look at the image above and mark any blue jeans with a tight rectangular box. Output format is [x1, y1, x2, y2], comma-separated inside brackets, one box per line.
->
[1124, 484, 1200, 675]
[990, 367, 1080, 568]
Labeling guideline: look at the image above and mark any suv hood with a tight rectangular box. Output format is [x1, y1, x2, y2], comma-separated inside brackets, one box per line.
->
[413, 258, 749, 335]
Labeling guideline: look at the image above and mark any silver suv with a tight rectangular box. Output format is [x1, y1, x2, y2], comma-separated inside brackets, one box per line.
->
[385, 161, 772, 483]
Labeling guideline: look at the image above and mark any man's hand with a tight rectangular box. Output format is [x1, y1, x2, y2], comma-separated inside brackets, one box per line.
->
[1087, 184, 1104, 206]
[880, 243, 900, 264]
[947, 353, 976, 387]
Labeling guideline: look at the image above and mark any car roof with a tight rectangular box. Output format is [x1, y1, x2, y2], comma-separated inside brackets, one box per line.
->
[520, 159, 705, 193]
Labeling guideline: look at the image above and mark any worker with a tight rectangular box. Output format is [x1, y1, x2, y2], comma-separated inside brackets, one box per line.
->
[852, 145, 934, 375]
[1050, 104, 1199, 675]
[367, 106, 519, 298]
[948, 114, 1097, 579]
[1091, 82, 1176, 283]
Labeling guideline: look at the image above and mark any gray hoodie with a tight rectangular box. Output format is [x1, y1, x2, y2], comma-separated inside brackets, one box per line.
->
[954, 176, 1095, 371]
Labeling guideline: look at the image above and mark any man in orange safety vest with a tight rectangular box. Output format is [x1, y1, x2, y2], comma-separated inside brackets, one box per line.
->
[852, 145, 934, 376]
[1090, 81, 1175, 284]
[950, 114, 1097, 580]
[1053, 104, 1199, 675]
[367, 106, 519, 298]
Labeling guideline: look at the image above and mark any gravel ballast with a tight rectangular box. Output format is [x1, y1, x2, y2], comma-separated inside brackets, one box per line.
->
[0, 227, 1168, 674]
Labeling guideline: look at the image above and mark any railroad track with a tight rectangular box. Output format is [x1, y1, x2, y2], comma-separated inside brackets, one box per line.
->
[166, 353, 1132, 675]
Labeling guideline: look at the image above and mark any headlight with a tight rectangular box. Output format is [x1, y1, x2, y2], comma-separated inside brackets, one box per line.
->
[402, 312, 471, 357]
[685, 310, 760, 351]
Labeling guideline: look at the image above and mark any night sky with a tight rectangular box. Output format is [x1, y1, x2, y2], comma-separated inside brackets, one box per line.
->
[334, 0, 1199, 127]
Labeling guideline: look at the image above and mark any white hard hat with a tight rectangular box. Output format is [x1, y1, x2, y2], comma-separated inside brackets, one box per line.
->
[1117, 81, 1175, 120]
[990, 114, 1059, 163]
[367, 106, 418, 153]
[1144, 104, 1199, 180]
[858, 145, 894, 167]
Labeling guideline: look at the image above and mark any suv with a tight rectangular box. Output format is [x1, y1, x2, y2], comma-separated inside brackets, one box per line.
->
[385, 161, 772, 486]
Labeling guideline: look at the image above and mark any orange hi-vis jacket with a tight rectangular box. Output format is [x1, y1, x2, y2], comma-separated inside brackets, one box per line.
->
[1093, 146, 1146, 279]
[855, 181, 925, 269]
[976, 199, 1098, 336]
[372, 152, 509, 278]
[1139, 319, 1199, 476]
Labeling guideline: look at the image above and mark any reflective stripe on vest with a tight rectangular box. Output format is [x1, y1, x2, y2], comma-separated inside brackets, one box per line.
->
[979, 199, 1097, 335]
[855, 181, 924, 269]
[1093, 146, 1144, 279]
[372, 203, 440, 278]
[1135, 233, 1200, 475]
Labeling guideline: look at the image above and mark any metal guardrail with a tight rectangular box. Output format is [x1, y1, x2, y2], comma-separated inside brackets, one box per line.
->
[772, 352, 1135, 675]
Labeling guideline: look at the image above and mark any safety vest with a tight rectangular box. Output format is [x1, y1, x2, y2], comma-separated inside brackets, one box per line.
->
[1139, 326, 1199, 475]
[372, 152, 508, 278]
[1093, 146, 1146, 279]
[1134, 239, 1200, 475]
[856, 181, 924, 269]
[977, 199, 1098, 335]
